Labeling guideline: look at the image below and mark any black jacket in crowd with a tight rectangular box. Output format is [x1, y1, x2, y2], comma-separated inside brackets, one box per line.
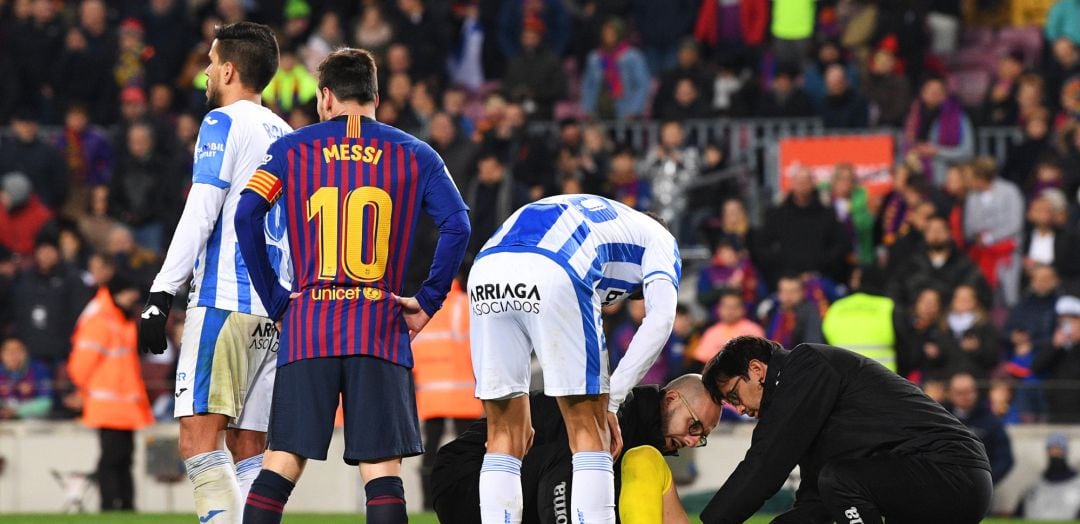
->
[700, 344, 990, 524]
[431, 386, 669, 524]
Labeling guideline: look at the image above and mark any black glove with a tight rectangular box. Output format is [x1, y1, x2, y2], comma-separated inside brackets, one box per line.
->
[138, 291, 174, 354]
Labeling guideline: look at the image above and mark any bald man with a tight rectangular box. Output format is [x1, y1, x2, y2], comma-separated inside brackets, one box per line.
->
[431, 375, 720, 524]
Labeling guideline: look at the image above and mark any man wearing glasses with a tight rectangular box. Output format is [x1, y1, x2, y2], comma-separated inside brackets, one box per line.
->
[431, 374, 720, 524]
[700, 336, 993, 524]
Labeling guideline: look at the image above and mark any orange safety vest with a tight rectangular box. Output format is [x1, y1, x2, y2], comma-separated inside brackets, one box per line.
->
[68, 287, 154, 430]
[411, 280, 482, 420]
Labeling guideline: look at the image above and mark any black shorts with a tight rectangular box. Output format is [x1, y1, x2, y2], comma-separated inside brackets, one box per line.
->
[268, 355, 423, 465]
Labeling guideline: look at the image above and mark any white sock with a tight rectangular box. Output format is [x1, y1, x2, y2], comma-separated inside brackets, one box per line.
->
[571, 451, 615, 524]
[185, 450, 243, 524]
[234, 454, 263, 501]
[479, 453, 523, 524]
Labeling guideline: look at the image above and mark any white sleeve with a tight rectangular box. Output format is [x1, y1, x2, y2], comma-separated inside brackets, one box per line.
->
[607, 278, 678, 413]
[149, 183, 227, 294]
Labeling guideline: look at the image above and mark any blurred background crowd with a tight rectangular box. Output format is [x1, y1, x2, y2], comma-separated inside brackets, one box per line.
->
[2, 0, 1080, 514]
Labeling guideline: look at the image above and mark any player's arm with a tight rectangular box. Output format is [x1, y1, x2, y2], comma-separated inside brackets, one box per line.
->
[699, 350, 842, 524]
[140, 111, 233, 354]
[397, 147, 471, 337]
[234, 143, 292, 321]
[608, 278, 678, 414]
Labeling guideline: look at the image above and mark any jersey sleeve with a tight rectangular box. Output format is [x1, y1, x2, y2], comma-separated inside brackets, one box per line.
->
[413, 142, 471, 316]
[419, 143, 469, 224]
[192, 110, 235, 189]
[244, 138, 289, 204]
[641, 229, 681, 289]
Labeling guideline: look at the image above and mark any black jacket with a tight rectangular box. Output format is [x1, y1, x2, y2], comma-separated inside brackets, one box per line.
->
[755, 197, 848, 285]
[431, 386, 668, 524]
[700, 344, 990, 524]
[887, 247, 991, 309]
[947, 401, 1014, 484]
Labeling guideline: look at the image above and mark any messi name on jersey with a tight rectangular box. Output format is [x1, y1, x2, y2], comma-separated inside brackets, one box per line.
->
[321, 143, 384, 164]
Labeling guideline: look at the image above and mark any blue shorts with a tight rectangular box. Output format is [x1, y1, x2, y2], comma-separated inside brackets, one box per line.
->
[268, 355, 423, 465]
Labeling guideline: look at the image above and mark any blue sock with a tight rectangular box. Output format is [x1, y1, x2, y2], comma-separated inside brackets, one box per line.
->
[242, 470, 294, 524]
[365, 476, 407, 523]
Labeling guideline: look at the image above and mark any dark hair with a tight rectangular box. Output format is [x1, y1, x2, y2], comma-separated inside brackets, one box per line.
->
[477, 150, 503, 165]
[717, 288, 743, 304]
[642, 211, 669, 230]
[214, 22, 279, 92]
[317, 48, 379, 105]
[701, 336, 780, 404]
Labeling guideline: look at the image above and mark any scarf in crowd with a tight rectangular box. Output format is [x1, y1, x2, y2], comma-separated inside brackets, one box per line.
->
[767, 309, 797, 348]
[906, 98, 964, 147]
[600, 41, 631, 100]
[967, 238, 1016, 289]
[949, 201, 966, 251]
[63, 128, 87, 183]
[879, 191, 908, 246]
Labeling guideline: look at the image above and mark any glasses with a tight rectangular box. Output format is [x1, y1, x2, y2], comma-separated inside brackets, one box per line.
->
[675, 392, 708, 448]
[723, 376, 746, 407]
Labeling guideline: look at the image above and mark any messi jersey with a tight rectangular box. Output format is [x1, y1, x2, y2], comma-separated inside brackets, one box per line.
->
[179, 101, 293, 316]
[246, 115, 468, 366]
[479, 194, 681, 305]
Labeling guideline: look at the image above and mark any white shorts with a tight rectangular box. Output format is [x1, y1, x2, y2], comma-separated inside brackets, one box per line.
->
[468, 251, 608, 399]
[174, 306, 278, 431]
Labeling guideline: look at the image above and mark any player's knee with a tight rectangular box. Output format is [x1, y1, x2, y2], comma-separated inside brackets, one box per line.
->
[225, 428, 267, 461]
[621, 446, 669, 486]
[817, 460, 860, 500]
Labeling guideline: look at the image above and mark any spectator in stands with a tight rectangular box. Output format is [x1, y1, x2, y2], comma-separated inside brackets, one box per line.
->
[611, 299, 673, 386]
[823, 268, 897, 372]
[1045, 38, 1080, 113]
[447, 3, 486, 93]
[1016, 73, 1047, 124]
[757, 169, 848, 285]
[885, 200, 936, 275]
[982, 50, 1026, 127]
[0, 337, 53, 420]
[828, 163, 874, 267]
[428, 112, 477, 188]
[1015, 434, 1080, 520]
[653, 39, 713, 118]
[662, 304, 698, 382]
[108, 123, 183, 252]
[1032, 295, 1080, 423]
[263, 43, 317, 115]
[940, 162, 970, 248]
[1003, 264, 1061, 421]
[503, 18, 567, 120]
[115, 86, 176, 160]
[803, 39, 858, 105]
[759, 273, 825, 348]
[705, 199, 754, 259]
[964, 156, 1025, 305]
[874, 160, 921, 250]
[52, 25, 115, 126]
[769, 0, 814, 71]
[1002, 109, 1052, 189]
[143, 0, 193, 89]
[642, 120, 700, 236]
[11, 229, 89, 368]
[654, 77, 713, 122]
[392, 0, 449, 83]
[946, 373, 1014, 485]
[114, 17, 150, 91]
[889, 215, 990, 312]
[352, 5, 395, 59]
[631, 0, 697, 75]
[895, 286, 946, 381]
[697, 235, 762, 319]
[1045, 0, 1080, 47]
[937, 284, 1001, 379]
[497, 0, 570, 61]
[1023, 191, 1080, 290]
[607, 144, 649, 211]
[904, 77, 975, 185]
[581, 18, 650, 120]
[0, 246, 15, 335]
[6, 0, 64, 116]
[0, 108, 68, 210]
[693, 290, 764, 366]
[77, 185, 118, 255]
[304, 12, 345, 73]
[478, 102, 551, 199]
[465, 152, 529, 257]
[754, 65, 814, 118]
[988, 379, 1020, 424]
[68, 269, 153, 511]
[0, 170, 53, 259]
[863, 47, 911, 127]
[53, 104, 114, 218]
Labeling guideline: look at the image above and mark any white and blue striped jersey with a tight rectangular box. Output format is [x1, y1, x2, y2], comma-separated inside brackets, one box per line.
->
[151, 100, 293, 317]
[479, 194, 681, 304]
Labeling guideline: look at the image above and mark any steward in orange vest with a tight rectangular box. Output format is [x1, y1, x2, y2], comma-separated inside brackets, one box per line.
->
[412, 279, 482, 421]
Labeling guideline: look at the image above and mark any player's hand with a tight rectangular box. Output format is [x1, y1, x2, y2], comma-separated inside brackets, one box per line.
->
[607, 411, 623, 460]
[138, 291, 174, 354]
[395, 295, 431, 340]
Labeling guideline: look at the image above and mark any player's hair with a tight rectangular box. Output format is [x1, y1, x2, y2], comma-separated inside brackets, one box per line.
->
[642, 211, 669, 230]
[214, 22, 279, 92]
[701, 336, 780, 404]
[317, 48, 378, 105]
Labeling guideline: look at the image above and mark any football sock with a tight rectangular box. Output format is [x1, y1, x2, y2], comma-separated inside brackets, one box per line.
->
[479, 453, 523, 524]
[234, 454, 263, 501]
[185, 450, 243, 524]
[243, 469, 294, 524]
[618, 446, 673, 524]
[571, 451, 616, 524]
[364, 476, 407, 523]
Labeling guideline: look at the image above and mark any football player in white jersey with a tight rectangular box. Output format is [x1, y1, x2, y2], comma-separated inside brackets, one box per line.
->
[468, 194, 681, 523]
[137, 22, 292, 524]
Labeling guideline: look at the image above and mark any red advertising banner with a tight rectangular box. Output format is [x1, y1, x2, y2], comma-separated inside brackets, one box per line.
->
[778, 134, 896, 207]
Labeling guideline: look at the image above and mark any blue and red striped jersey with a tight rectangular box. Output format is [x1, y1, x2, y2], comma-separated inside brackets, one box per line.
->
[243, 114, 469, 367]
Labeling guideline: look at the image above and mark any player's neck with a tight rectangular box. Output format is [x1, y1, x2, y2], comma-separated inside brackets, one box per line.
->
[217, 89, 261, 108]
[325, 102, 376, 121]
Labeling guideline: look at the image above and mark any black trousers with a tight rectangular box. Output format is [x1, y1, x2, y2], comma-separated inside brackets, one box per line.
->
[97, 428, 135, 512]
[420, 418, 476, 510]
[773, 456, 993, 524]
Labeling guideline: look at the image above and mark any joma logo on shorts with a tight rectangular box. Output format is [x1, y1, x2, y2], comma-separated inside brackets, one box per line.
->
[470, 283, 540, 302]
[552, 482, 568, 524]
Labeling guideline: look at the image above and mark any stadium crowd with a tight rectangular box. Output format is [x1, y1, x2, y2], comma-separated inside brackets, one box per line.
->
[2, 0, 1080, 515]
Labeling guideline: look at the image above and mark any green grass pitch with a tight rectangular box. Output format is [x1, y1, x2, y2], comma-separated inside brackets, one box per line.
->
[0, 514, 1057, 523]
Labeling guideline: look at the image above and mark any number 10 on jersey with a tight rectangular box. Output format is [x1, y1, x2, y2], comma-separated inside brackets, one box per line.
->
[306, 186, 392, 282]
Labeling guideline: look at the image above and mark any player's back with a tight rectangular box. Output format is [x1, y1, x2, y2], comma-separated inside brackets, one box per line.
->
[190, 100, 292, 316]
[479, 194, 681, 305]
[263, 115, 451, 366]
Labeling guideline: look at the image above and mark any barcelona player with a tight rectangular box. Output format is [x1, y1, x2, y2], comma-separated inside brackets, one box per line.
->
[233, 48, 470, 523]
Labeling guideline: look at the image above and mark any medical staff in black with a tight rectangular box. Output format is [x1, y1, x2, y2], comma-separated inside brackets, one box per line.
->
[700, 336, 992, 524]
